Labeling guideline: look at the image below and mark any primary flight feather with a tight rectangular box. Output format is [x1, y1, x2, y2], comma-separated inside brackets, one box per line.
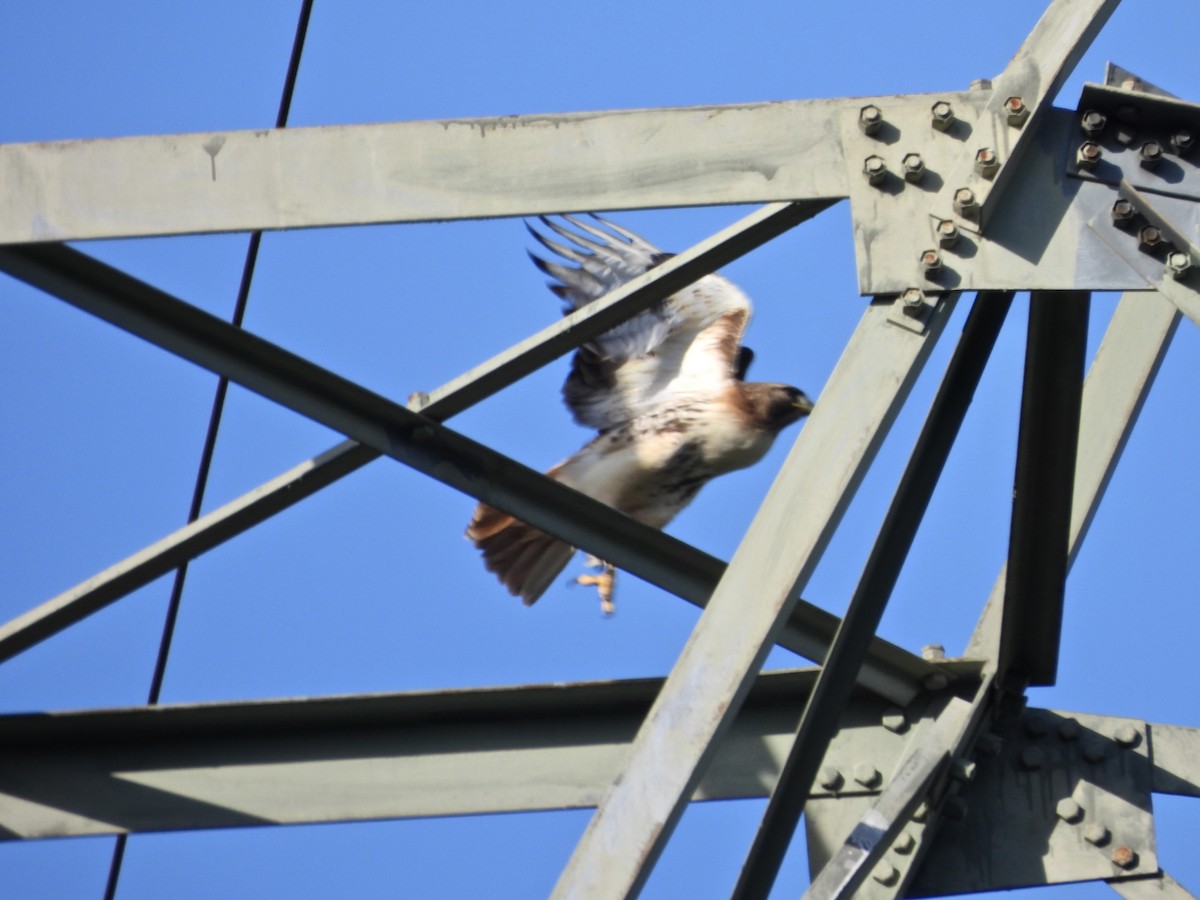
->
[467, 215, 814, 611]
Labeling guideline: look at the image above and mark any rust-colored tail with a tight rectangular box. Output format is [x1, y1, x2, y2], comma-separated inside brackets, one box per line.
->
[466, 502, 575, 605]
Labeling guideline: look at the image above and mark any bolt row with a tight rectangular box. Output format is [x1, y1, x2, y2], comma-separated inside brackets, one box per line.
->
[1110, 199, 1193, 279]
[1053, 797, 1139, 867]
[860, 98, 1029, 135]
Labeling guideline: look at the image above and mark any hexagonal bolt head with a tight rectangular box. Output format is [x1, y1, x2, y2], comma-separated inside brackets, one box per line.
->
[900, 288, 926, 316]
[1076, 141, 1102, 170]
[1080, 109, 1107, 137]
[943, 796, 969, 821]
[1019, 746, 1044, 770]
[1113, 723, 1141, 747]
[893, 831, 917, 855]
[859, 105, 883, 135]
[1171, 128, 1195, 156]
[951, 757, 977, 783]
[1082, 740, 1108, 764]
[953, 187, 979, 219]
[1115, 124, 1138, 147]
[873, 862, 900, 886]
[930, 220, 959, 251]
[1055, 798, 1084, 823]
[976, 732, 1003, 757]
[974, 148, 1000, 179]
[1111, 198, 1136, 228]
[901, 152, 926, 183]
[863, 155, 887, 185]
[1138, 226, 1164, 252]
[920, 249, 943, 276]
[1005, 96, 1030, 127]
[1057, 717, 1081, 741]
[1167, 251, 1192, 280]
[882, 706, 909, 733]
[1083, 823, 1111, 846]
[1112, 846, 1139, 870]
[817, 766, 844, 791]
[1139, 141, 1164, 169]
[853, 763, 881, 788]
[931, 101, 955, 131]
[920, 643, 945, 660]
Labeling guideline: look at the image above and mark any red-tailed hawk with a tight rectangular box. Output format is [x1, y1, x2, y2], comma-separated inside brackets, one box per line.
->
[467, 215, 813, 612]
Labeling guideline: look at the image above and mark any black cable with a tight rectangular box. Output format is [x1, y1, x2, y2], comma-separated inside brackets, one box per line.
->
[102, 3, 314, 897]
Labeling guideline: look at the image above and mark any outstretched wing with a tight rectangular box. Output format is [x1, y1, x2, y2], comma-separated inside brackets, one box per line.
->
[528, 215, 752, 430]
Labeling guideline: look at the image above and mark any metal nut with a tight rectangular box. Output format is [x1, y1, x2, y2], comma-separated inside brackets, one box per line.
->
[902, 152, 926, 183]
[920, 249, 942, 276]
[882, 707, 908, 733]
[854, 763, 881, 788]
[818, 766, 843, 791]
[1076, 141, 1102, 170]
[863, 155, 887, 185]
[1084, 823, 1111, 846]
[1139, 141, 1164, 169]
[912, 800, 930, 823]
[1056, 798, 1084, 823]
[1019, 746, 1044, 770]
[976, 732, 1003, 757]
[1138, 225, 1164, 251]
[1167, 251, 1192, 280]
[951, 758, 977, 783]
[935, 220, 960, 249]
[1080, 109, 1107, 136]
[1083, 740, 1108, 764]
[931, 101, 955, 131]
[1111, 198, 1136, 228]
[953, 187, 979, 219]
[1170, 128, 1195, 156]
[900, 288, 926, 316]
[974, 147, 1000, 178]
[1112, 846, 1139, 869]
[873, 862, 900, 886]
[1115, 124, 1138, 146]
[893, 831, 916, 855]
[1057, 717, 1081, 741]
[860, 105, 883, 135]
[921, 643, 945, 661]
[1005, 96, 1029, 127]
[1113, 723, 1141, 747]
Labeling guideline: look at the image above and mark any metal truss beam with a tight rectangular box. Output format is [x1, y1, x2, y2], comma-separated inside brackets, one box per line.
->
[1000, 291, 1089, 687]
[732, 291, 1012, 900]
[0, 216, 943, 706]
[0, 665, 976, 841]
[552, 292, 958, 898]
[0, 91, 993, 244]
[1109, 872, 1196, 899]
[968, 288, 1181, 662]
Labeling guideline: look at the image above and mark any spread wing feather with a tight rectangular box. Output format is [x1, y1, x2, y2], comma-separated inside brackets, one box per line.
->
[529, 215, 753, 430]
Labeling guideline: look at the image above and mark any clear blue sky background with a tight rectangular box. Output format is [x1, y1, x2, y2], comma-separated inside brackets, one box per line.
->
[2, 1, 1198, 898]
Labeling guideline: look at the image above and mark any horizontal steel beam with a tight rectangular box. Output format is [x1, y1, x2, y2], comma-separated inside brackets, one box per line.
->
[0, 90, 986, 243]
[0, 221, 941, 705]
[0, 666, 971, 840]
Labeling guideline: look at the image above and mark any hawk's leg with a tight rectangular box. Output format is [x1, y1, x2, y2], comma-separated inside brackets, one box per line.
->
[575, 555, 616, 615]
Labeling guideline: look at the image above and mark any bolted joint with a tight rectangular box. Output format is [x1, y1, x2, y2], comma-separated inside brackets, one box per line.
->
[859, 105, 883, 135]
[1139, 141, 1164, 170]
[817, 766, 844, 792]
[1076, 141, 1102, 170]
[863, 155, 887, 186]
[935, 220, 960, 250]
[854, 763, 881, 788]
[882, 706, 908, 733]
[1112, 846, 1139, 870]
[1111, 198, 1136, 228]
[1080, 109, 1107, 137]
[920, 249, 943, 277]
[1084, 823, 1111, 846]
[1170, 128, 1195, 156]
[953, 187, 979, 219]
[901, 152, 926, 183]
[1167, 251, 1192, 280]
[974, 148, 1000, 179]
[931, 100, 955, 131]
[1056, 798, 1084, 823]
[1005, 96, 1030, 127]
[1138, 225, 1164, 253]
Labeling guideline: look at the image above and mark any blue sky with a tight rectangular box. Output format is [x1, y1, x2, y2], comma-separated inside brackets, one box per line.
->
[1, 1, 1198, 897]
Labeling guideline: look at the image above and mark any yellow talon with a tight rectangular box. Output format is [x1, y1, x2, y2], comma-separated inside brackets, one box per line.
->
[575, 561, 616, 615]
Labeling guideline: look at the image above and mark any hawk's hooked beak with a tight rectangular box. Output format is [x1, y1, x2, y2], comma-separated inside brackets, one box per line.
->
[793, 393, 815, 415]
